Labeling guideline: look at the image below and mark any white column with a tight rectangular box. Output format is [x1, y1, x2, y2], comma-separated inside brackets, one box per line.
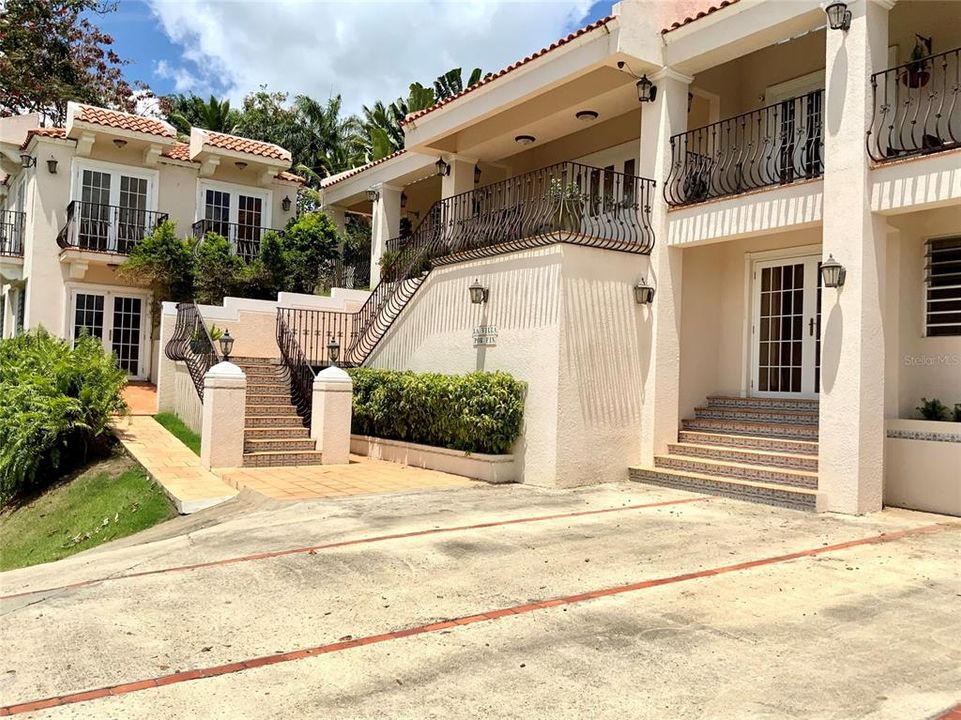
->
[819, 0, 893, 514]
[156, 302, 178, 414]
[325, 204, 347, 234]
[311, 365, 353, 465]
[638, 68, 692, 466]
[441, 156, 475, 199]
[370, 184, 401, 287]
[200, 361, 247, 469]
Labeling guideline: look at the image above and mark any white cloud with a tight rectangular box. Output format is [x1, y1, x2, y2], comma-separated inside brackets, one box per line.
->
[146, 0, 597, 113]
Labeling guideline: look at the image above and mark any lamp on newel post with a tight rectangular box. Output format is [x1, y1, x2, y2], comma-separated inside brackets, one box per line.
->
[468, 278, 489, 304]
[824, 1, 851, 31]
[327, 335, 341, 365]
[820, 255, 846, 289]
[219, 329, 235, 361]
[633, 278, 655, 305]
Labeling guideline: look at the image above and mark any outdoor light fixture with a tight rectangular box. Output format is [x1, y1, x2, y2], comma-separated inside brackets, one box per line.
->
[46, 157, 58, 174]
[366, 185, 380, 202]
[435, 157, 450, 176]
[235, 161, 248, 169]
[113, 138, 127, 148]
[575, 110, 599, 122]
[820, 254, 847, 288]
[636, 75, 657, 103]
[219, 329, 235, 361]
[474, 164, 482, 184]
[20, 154, 36, 169]
[514, 135, 536, 145]
[824, 1, 852, 31]
[326, 335, 341, 365]
[468, 278, 489, 304]
[401, 192, 408, 208]
[633, 278, 655, 305]
[282, 195, 291, 212]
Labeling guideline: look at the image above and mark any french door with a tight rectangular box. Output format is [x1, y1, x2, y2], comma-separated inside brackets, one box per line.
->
[71, 290, 148, 379]
[751, 255, 822, 398]
[202, 187, 267, 261]
[77, 167, 152, 252]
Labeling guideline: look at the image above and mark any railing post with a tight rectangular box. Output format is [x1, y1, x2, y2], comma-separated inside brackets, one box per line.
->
[310, 366, 353, 464]
[200, 361, 247, 469]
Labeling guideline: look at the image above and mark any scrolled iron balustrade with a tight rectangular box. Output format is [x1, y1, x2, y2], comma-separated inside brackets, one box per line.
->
[0, 210, 25, 257]
[164, 302, 221, 400]
[56, 200, 168, 254]
[867, 45, 960, 162]
[665, 90, 825, 207]
[191, 219, 283, 263]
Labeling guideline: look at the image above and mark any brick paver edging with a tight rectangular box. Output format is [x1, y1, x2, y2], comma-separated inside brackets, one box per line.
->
[935, 703, 961, 719]
[2, 521, 956, 717]
[1, 496, 710, 601]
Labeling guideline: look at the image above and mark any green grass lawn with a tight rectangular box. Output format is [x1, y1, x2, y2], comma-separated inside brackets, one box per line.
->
[154, 412, 201, 455]
[0, 455, 177, 571]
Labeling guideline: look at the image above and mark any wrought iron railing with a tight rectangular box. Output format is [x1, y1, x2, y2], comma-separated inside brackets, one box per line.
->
[665, 90, 825, 206]
[868, 46, 960, 162]
[192, 219, 282, 262]
[56, 201, 168, 254]
[163, 302, 221, 400]
[0, 210, 25, 257]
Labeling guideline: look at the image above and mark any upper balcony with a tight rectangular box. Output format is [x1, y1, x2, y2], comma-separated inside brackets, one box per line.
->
[56, 200, 168, 255]
[191, 219, 285, 263]
[0, 210, 25, 258]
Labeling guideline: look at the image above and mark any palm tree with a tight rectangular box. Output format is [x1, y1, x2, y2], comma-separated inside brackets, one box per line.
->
[288, 95, 366, 179]
[433, 67, 485, 101]
[165, 94, 242, 136]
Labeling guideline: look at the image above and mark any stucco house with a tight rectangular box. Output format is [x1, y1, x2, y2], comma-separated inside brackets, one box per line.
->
[0, 102, 304, 381]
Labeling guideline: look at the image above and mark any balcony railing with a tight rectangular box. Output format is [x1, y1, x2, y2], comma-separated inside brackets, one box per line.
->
[868, 46, 960, 162]
[0, 210, 25, 257]
[192, 219, 282, 262]
[56, 201, 168, 254]
[665, 90, 825, 207]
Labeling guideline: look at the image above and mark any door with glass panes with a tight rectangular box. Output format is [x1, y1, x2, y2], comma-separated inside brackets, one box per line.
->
[202, 187, 267, 262]
[71, 289, 148, 379]
[76, 167, 151, 252]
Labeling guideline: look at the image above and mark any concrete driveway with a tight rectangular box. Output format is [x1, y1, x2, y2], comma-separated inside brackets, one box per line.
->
[1, 482, 959, 719]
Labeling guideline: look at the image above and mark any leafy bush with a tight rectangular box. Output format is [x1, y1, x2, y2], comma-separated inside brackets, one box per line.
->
[0, 330, 127, 501]
[283, 211, 341, 293]
[118, 220, 195, 322]
[917, 397, 949, 421]
[348, 368, 525, 455]
[194, 232, 244, 304]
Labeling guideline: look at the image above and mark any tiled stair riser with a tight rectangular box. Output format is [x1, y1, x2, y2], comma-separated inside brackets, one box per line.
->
[244, 426, 310, 440]
[694, 407, 819, 425]
[629, 468, 817, 512]
[243, 452, 324, 468]
[654, 455, 817, 489]
[244, 439, 317, 453]
[681, 419, 818, 440]
[707, 396, 819, 412]
[676, 431, 818, 455]
[244, 415, 305, 429]
[246, 404, 300, 417]
[667, 443, 818, 471]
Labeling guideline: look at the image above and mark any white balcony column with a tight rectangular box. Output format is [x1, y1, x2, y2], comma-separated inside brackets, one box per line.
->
[819, 0, 894, 514]
[441, 156, 476, 199]
[638, 68, 692, 466]
[325, 204, 347, 234]
[370, 183, 402, 287]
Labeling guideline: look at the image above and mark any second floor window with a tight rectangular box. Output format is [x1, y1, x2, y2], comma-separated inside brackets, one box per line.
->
[73, 162, 156, 252]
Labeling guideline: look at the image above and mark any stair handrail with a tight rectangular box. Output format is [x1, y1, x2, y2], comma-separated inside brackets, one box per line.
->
[163, 301, 221, 400]
[275, 309, 321, 422]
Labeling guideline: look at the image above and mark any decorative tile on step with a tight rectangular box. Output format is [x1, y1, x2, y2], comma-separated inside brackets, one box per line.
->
[244, 438, 317, 453]
[654, 454, 818, 489]
[694, 406, 819, 425]
[681, 418, 819, 440]
[244, 426, 310, 440]
[677, 431, 819, 455]
[706, 395, 819, 411]
[244, 415, 306, 429]
[242, 450, 325, 468]
[245, 404, 300, 417]
[666, 442, 819, 471]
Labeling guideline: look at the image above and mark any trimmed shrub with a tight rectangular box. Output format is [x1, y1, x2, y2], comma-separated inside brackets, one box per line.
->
[0, 330, 127, 501]
[348, 368, 525, 455]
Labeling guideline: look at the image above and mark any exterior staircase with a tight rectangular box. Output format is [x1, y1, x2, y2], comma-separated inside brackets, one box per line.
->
[629, 395, 824, 511]
[235, 357, 324, 468]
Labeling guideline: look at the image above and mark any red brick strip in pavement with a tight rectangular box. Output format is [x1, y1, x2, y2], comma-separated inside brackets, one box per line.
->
[2, 521, 956, 717]
[935, 703, 961, 719]
[1, 496, 710, 601]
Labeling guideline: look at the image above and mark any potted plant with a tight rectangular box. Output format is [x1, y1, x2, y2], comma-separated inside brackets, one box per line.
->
[189, 323, 222, 354]
[543, 177, 586, 235]
[903, 35, 933, 89]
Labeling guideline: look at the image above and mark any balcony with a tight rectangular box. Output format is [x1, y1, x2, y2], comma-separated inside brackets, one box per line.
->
[665, 91, 825, 207]
[56, 201, 168, 255]
[0, 210, 25, 257]
[868, 46, 960, 163]
[191, 219, 283, 263]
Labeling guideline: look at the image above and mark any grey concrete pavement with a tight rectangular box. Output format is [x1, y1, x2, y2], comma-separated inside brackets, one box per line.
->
[1, 482, 959, 719]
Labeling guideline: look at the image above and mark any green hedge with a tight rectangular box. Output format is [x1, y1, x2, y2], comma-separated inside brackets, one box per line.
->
[348, 369, 525, 455]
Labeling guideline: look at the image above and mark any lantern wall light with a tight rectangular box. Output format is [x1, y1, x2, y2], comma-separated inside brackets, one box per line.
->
[327, 335, 341, 365]
[474, 164, 482, 184]
[366, 185, 381, 202]
[633, 278, 655, 305]
[282, 195, 292, 212]
[47, 157, 58, 174]
[635, 76, 657, 103]
[219, 329, 235, 361]
[468, 278, 489, 304]
[435, 157, 450, 176]
[20, 154, 36, 169]
[824, 1, 851, 31]
[820, 255, 847, 289]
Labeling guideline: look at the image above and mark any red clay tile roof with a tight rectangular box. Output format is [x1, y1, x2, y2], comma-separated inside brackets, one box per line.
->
[201, 131, 289, 161]
[662, 0, 740, 33]
[20, 127, 66, 150]
[73, 105, 175, 138]
[276, 170, 305, 184]
[320, 149, 407, 188]
[400, 16, 615, 126]
[162, 142, 194, 162]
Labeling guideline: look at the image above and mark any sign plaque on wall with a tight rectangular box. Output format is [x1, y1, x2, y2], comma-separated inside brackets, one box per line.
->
[473, 325, 497, 347]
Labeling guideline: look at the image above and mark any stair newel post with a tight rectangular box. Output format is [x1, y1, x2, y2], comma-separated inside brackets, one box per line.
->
[200, 361, 247, 469]
[311, 366, 353, 465]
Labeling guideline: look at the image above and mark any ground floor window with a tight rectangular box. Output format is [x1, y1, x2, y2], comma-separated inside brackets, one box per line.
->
[925, 237, 961, 337]
[15, 284, 25, 335]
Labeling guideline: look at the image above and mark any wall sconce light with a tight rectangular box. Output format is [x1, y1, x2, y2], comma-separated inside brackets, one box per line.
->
[824, 1, 851, 31]
[20, 154, 36, 169]
[366, 185, 380, 202]
[112, 138, 128, 148]
[474, 164, 481, 184]
[468, 278, 489, 304]
[235, 161, 248, 169]
[326, 335, 341, 365]
[282, 195, 291, 212]
[400, 192, 408, 208]
[820, 255, 847, 288]
[435, 157, 450, 176]
[633, 278, 655, 305]
[219, 329, 235, 361]
[47, 157, 58, 174]
[636, 75, 657, 103]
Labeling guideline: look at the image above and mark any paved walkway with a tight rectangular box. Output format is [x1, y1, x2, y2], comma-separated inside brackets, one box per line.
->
[122, 382, 158, 415]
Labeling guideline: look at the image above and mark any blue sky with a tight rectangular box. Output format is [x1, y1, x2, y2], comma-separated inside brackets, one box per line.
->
[96, 1, 615, 112]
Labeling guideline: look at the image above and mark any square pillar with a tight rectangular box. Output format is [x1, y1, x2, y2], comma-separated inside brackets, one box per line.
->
[200, 361, 247, 469]
[370, 184, 402, 287]
[638, 68, 692, 466]
[819, 0, 894, 514]
[441, 156, 476, 199]
[311, 365, 353, 465]
[156, 302, 179, 414]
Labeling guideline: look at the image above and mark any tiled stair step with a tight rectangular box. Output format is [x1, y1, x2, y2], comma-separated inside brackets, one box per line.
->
[239, 368, 284, 380]
[654, 454, 818, 489]
[232, 356, 278, 366]
[681, 418, 819, 440]
[629, 467, 822, 512]
[243, 450, 325, 468]
[244, 426, 310, 440]
[707, 395, 819, 412]
[246, 392, 293, 405]
[667, 442, 818, 471]
[694, 406, 819, 425]
[246, 404, 299, 417]
[246, 382, 289, 394]
[244, 438, 317, 453]
[245, 415, 306, 429]
[677, 430, 819, 455]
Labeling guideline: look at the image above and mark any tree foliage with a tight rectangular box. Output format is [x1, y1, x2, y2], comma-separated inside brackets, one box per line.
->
[118, 220, 194, 322]
[193, 233, 244, 305]
[161, 94, 241, 136]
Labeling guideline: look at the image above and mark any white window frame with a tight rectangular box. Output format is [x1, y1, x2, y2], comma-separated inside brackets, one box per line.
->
[70, 158, 160, 210]
[196, 179, 272, 229]
[922, 234, 961, 338]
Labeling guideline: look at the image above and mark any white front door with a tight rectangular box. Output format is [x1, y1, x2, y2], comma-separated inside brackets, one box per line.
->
[71, 290, 149, 379]
[750, 255, 822, 398]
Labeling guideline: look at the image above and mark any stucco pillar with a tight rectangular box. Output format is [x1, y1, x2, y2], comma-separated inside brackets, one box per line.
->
[638, 68, 692, 466]
[370, 184, 401, 287]
[441, 156, 475, 199]
[819, 0, 893, 514]
[200, 361, 247, 469]
[311, 366, 353, 465]
[156, 302, 178, 414]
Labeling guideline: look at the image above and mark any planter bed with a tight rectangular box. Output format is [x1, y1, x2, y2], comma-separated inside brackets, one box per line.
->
[350, 435, 516, 484]
[884, 419, 961, 517]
